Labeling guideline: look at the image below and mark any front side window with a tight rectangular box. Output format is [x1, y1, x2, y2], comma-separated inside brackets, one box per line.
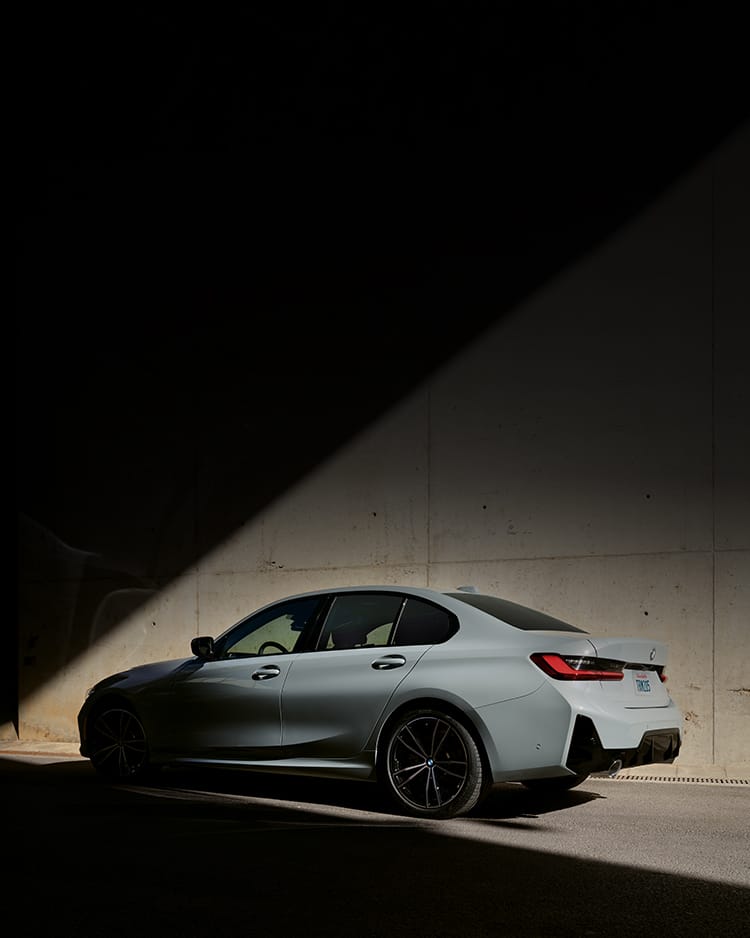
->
[219, 596, 324, 657]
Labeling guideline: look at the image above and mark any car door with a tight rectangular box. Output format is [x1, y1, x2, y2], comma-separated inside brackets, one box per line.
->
[280, 592, 431, 759]
[162, 654, 296, 759]
[157, 595, 324, 760]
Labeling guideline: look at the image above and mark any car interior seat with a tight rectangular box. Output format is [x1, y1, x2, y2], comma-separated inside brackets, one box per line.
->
[330, 621, 370, 649]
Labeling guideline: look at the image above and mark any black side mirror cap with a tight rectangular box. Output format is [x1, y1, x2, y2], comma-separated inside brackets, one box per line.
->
[191, 636, 215, 659]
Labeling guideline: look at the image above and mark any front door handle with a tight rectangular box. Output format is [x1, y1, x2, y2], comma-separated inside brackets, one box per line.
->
[252, 665, 281, 681]
[371, 655, 407, 670]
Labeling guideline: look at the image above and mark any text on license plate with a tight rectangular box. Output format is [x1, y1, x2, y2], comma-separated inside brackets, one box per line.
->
[633, 671, 653, 693]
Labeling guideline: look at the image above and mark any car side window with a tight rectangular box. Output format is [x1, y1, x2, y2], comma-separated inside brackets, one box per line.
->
[391, 598, 456, 646]
[220, 596, 323, 657]
[318, 593, 404, 650]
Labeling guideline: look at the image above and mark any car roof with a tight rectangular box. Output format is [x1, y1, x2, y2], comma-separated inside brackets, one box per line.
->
[268, 584, 463, 603]
[255, 585, 585, 635]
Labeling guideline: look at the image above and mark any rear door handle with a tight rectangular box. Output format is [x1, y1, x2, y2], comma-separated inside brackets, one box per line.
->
[371, 655, 407, 670]
[252, 665, 281, 680]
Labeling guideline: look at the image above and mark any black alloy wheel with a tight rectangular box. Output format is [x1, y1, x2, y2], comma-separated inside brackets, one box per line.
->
[382, 709, 485, 819]
[87, 705, 150, 780]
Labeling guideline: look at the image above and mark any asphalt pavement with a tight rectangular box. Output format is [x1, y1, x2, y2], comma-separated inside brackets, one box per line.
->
[2, 746, 748, 938]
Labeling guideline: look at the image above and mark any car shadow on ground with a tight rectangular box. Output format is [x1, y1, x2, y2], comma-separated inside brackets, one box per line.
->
[0, 756, 601, 824]
[145, 764, 601, 819]
[150, 766, 605, 822]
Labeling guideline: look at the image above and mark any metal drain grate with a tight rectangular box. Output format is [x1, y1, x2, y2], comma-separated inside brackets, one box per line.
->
[606, 775, 749, 786]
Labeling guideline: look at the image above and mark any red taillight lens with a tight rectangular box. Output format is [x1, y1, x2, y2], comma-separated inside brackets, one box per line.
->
[530, 653, 625, 681]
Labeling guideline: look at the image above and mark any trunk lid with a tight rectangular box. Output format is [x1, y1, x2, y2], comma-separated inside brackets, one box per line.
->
[586, 635, 672, 707]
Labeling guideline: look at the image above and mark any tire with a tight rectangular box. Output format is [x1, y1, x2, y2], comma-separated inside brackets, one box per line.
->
[380, 708, 486, 819]
[521, 772, 589, 792]
[87, 704, 151, 780]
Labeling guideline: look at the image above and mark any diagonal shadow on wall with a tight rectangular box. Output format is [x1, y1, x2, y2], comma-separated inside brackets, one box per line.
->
[12, 7, 750, 722]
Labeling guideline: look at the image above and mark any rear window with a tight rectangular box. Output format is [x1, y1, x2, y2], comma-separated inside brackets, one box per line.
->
[445, 593, 586, 632]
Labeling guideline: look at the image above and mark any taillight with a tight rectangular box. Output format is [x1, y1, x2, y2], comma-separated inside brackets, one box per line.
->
[530, 653, 625, 681]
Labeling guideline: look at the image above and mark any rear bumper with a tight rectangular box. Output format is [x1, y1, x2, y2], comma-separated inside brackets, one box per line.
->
[566, 715, 681, 775]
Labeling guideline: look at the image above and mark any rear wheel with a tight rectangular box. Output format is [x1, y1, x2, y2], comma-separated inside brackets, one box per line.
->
[380, 709, 486, 819]
[87, 704, 150, 780]
[521, 772, 589, 792]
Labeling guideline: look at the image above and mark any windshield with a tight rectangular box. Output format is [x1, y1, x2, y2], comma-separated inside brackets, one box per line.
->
[445, 593, 586, 632]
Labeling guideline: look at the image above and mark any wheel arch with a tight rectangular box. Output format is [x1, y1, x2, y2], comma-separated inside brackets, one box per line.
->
[80, 692, 142, 750]
[374, 695, 494, 781]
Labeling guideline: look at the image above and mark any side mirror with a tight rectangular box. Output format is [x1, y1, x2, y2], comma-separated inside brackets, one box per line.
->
[191, 636, 215, 659]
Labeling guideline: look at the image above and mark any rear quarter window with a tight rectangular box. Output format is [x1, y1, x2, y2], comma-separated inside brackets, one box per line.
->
[392, 598, 457, 645]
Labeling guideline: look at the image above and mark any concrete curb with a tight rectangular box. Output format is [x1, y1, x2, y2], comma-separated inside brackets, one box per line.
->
[615, 762, 750, 781]
[0, 741, 84, 759]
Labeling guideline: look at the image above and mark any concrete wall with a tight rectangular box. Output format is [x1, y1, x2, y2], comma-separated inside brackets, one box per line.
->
[11, 126, 749, 769]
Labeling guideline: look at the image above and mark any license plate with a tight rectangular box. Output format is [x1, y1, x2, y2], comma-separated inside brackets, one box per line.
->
[633, 671, 653, 694]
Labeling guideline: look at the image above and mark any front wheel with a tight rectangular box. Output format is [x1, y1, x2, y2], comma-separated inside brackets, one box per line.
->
[379, 709, 486, 819]
[87, 704, 150, 780]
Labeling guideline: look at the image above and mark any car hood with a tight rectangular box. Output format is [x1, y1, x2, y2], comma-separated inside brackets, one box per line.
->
[92, 656, 193, 693]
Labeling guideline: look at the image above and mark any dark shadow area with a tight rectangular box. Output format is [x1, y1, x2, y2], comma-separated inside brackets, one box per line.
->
[13, 7, 750, 718]
[0, 755, 601, 821]
[3, 757, 749, 937]
[112, 764, 608, 822]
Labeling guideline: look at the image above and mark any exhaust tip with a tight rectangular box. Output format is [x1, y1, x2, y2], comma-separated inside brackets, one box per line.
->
[607, 759, 623, 778]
